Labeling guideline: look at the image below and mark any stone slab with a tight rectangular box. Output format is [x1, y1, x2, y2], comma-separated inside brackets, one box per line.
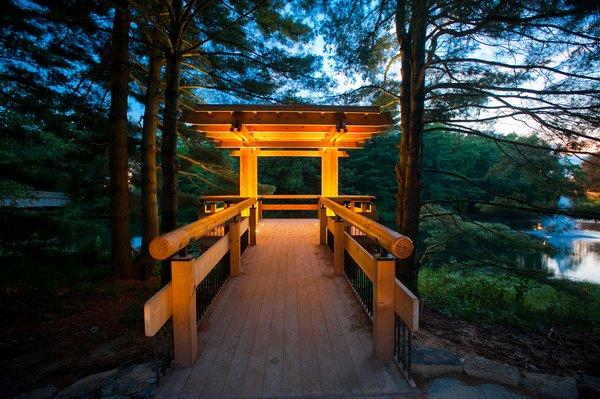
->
[412, 346, 463, 378]
[463, 356, 521, 387]
[521, 372, 577, 399]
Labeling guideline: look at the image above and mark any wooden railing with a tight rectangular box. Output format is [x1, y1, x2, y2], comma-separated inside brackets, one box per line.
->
[259, 194, 319, 218]
[144, 196, 257, 368]
[319, 196, 419, 381]
[201, 194, 378, 220]
[144, 193, 419, 383]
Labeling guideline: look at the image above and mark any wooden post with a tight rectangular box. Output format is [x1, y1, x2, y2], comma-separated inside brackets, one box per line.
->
[320, 148, 339, 196]
[171, 257, 198, 366]
[258, 199, 263, 220]
[249, 206, 257, 246]
[373, 255, 395, 361]
[319, 206, 327, 245]
[321, 148, 338, 216]
[209, 202, 217, 213]
[333, 217, 345, 276]
[361, 202, 369, 213]
[371, 204, 378, 221]
[239, 148, 258, 217]
[229, 217, 241, 276]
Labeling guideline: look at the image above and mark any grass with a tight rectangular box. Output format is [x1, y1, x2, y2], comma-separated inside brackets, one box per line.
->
[419, 266, 600, 337]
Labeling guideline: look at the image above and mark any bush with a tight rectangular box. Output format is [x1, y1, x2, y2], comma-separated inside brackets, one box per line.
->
[419, 267, 600, 337]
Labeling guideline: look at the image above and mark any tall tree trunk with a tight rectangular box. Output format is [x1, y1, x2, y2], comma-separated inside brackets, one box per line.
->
[109, 3, 136, 278]
[160, 0, 182, 285]
[395, 0, 427, 295]
[140, 31, 163, 278]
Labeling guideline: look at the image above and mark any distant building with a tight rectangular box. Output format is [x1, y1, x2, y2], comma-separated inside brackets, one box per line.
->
[0, 191, 69, 208]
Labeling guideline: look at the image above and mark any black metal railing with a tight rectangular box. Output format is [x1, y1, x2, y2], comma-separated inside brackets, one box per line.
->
[262, 209, 317, 218]
[205, 225, 226, 237]
[327, 228, 334, 253]
[154, 318, 173, 383]
[196, 251, 230, 323]
[241, 229, 249, 254]
[348, 225, 367, 236]
[394, 314, 413, 380]
[260, 197, 319, 219]
[344, 250, 373, 320]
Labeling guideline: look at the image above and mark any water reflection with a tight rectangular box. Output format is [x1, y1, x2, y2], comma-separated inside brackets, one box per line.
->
[526, 220, 600, 283]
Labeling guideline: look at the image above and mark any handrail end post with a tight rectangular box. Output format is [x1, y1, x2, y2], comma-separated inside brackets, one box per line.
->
[171, 259, 198, 367]
[373, 257, 395, 362]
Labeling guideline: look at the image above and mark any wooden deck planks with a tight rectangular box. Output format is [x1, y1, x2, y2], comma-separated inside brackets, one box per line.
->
[281, 221, 303, 397]
[154, 219, 409, 399]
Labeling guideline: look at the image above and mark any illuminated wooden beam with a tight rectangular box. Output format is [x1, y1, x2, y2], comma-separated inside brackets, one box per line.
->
[208, 132, 329, 140]
[183, 110, 393, 127]
[190, 104, 383, 113]
[204, 132, 375, 141]
[216, 140, 364, 148]
[246, 124, 336, 133]
[230, 150, 349, 157]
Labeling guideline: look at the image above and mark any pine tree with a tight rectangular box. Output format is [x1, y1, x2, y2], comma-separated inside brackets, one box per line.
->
[320, 0, 599, 293]
[108, 3, 136, 278]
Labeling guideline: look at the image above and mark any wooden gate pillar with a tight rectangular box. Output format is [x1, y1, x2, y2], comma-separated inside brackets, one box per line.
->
[239, 148, 258, 216]
[321, 148, 338, 197]
[321, 148, 338, 216]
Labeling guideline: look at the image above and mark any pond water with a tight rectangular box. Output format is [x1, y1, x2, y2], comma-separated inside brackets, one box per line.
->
[524, 219, 600, 284]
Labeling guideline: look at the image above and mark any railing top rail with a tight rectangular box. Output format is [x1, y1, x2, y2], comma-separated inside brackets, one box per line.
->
[320, 196, 413, 259]
[327, 195, 376, 202]
[200, 195, 248, 202]
[200, 194, 376, 202]
[261, 194, 320, 200]
[150, 197, 257, 260]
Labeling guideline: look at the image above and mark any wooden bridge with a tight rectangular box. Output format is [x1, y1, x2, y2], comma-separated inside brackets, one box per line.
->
[142, 105, 420, 398]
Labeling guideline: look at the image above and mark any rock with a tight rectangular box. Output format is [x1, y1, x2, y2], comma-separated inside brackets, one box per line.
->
[580, 374, 600, 398]
[463, 356, 521, 387]
[56, 369, 118, 399]
[11, 385, 57, 399]
[411, 346, 463, 378]
[521, 372, 577, 399]
[425, 377, 532, 399]
[100, 363, 157, 399]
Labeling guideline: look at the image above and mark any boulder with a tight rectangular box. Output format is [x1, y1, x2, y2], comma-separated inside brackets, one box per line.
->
[100, 363, 156, 399]
[56, 369, 118, 399]
[521, 372, 577, 399]
[11, 385, 57, 399]
[411, 346, 463, 378]
[580, 374, 600, 398]
[425, 377, 532, 399]
[463, 356, 520, 387]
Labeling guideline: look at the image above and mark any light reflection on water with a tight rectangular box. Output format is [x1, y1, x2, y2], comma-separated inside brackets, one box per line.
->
[527, 220, 600, 283]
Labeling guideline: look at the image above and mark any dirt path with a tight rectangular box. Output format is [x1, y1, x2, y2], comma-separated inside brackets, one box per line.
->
[2, 282, 597, 397]
[416, 306, 600, 378]
[0, 279, 158, 397]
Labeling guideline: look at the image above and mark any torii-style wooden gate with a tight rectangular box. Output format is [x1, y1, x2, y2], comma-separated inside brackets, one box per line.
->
[182, 104, 393, 199]
[143, 104, 420, 397]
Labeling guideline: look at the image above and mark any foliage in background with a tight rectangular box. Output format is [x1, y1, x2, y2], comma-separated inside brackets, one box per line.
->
[419, 267, 600, 337]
